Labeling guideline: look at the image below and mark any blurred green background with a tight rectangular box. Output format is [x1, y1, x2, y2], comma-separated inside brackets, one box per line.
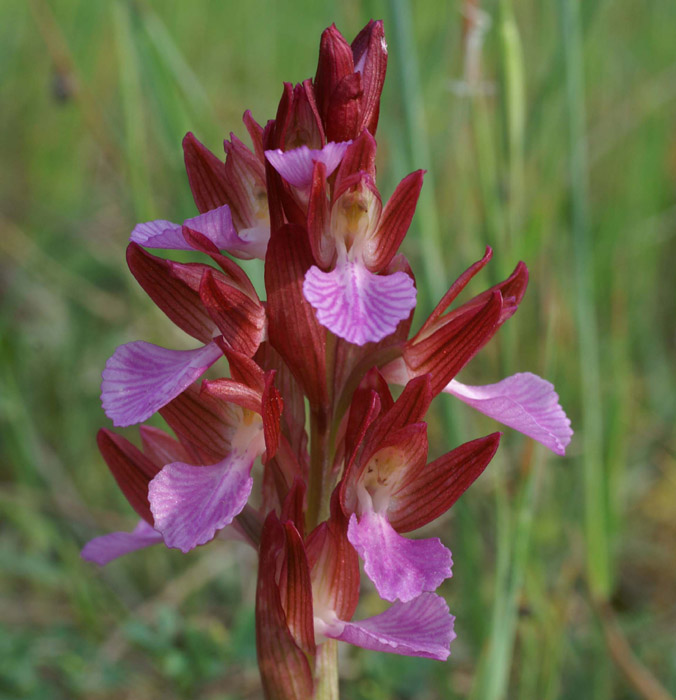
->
[1, 0, 675, 698]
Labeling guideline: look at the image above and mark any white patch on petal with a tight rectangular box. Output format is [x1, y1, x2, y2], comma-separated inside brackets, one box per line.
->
[237, 223, 270, 259]
[380, 357, 415, 385]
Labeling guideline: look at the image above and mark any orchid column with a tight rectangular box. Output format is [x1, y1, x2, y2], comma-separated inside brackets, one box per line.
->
[83, 20, 571, 700]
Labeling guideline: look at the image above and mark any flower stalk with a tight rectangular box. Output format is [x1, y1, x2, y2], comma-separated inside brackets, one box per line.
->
[314, 641, 339, 700]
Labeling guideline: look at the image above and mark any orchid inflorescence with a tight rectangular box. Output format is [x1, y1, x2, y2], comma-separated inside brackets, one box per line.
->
[83, 20, 572, 698]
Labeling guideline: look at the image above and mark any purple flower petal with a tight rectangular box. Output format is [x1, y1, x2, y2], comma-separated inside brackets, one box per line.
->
[303, 261, 416, 345]
[81, 520, 163, 566]
[182, 205, 237, 247]
[130, 205, 265, 259]
[130, 219, 187, 249]
[347, 510, 453, 602]
[265, 141, 351, 190]
[326, 593, 455, 661]
[101, 340, 222, 427]
[130, 206, 231, 250]
[444, 372, 573, 455]
[148, 449, 256, 553]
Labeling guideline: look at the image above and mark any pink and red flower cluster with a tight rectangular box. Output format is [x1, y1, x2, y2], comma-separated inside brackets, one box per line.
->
[83, 20, 571, 694]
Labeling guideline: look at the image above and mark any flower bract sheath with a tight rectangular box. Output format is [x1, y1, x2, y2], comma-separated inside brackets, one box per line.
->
[83, 18, 573, 697]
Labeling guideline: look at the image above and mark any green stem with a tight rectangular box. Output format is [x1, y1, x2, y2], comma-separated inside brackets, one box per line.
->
[313, 641, 339, 700]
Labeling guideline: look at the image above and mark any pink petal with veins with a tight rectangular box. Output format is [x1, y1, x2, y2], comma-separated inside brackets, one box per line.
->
[303, 260, 416, 345]
[327, 592, 455, 661]
[148, 450, 256, 553]
[101, 340, 222, 427]
[445, 372, 573, 455]
[130, 219, 188, 249]
[347, 510, 452, 602]
[265, 141, 351, 190]
[130, 205, 231, 249]
[130, 205, 264, 258]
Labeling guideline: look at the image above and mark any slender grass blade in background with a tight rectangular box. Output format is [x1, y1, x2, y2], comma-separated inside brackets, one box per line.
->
[113, 0, 157, 220]
[388, 0, 448, 311]
[557, 0, 610, 604]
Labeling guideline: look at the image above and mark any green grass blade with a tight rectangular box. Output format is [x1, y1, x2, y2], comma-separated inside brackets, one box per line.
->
[387, 0, 448, 310]
[113, 0, 156, 219]
[557, 0, 610, 602]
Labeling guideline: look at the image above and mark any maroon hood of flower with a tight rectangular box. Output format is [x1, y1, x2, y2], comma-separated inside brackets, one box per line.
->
[314, 20, 388, 141]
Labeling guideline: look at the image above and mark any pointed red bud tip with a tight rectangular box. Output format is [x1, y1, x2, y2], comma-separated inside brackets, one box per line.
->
[351, 20, 386, 67]
[272, 81, 325, 151]
[498, 261, 529, 322]
[222, 132, 268, 235]
[351, 20, 388, 135]
[296, 79, 326, 148]
[96, 429, 160, 525]
[314, 24, 355, 121]
[182, 132, 230, 214]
